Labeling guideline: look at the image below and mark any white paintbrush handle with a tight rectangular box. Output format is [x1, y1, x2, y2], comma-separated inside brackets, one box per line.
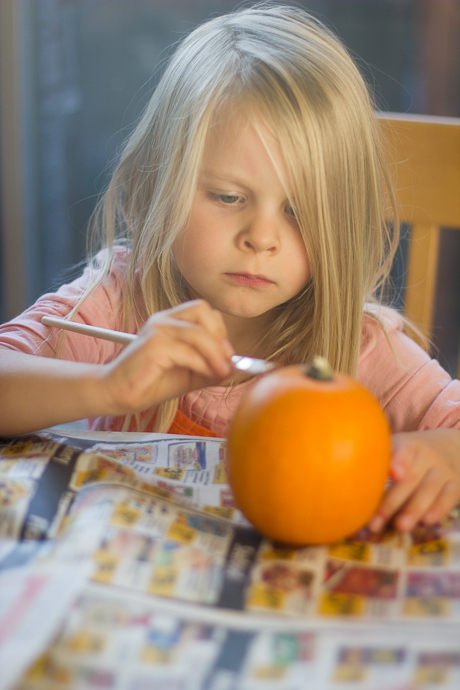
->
[40, 315, 276, 374]
[41, 316, 136, 345]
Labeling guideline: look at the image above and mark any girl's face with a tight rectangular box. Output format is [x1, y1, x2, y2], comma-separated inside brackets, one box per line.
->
[172, 111, 311, 330]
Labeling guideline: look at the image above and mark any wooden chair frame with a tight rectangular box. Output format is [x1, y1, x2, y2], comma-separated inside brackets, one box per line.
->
[377, 113, 460, 378]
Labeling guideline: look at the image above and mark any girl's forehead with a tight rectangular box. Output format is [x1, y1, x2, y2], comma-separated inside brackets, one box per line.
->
[200, 110, 292, 195]
[205, 112, 250, 150]
[203, 109, 280, 161]
[207, 103, 276, 139]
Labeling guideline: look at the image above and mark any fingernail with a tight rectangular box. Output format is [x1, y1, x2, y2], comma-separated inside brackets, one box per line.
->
[391, 463, 405, 481]
[368, 516, 384, 532]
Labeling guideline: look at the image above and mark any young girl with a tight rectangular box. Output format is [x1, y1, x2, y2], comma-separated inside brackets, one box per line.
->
[0, 4, 459, 535]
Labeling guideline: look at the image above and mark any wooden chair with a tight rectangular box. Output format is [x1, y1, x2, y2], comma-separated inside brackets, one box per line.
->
[377, 113, 460, 378]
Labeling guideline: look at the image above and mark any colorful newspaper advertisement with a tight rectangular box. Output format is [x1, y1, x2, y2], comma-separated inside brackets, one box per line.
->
[0, 430, 459, 690]
[12, 585, 460, 690]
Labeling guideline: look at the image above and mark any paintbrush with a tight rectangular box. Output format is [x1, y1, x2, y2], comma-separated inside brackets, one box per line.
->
[41, 315, 276, 375]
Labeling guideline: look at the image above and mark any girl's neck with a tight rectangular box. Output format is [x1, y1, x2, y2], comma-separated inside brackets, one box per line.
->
[222, 310, 274, 359]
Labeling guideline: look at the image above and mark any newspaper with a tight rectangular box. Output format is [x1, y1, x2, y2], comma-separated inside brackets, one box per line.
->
[12, 584, 460, 690]
[0, 561, 91, 690]
[1, 430, 459, 689]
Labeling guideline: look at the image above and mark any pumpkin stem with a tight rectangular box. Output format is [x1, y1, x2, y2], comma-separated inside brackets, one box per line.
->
[304, 356, 334, 381]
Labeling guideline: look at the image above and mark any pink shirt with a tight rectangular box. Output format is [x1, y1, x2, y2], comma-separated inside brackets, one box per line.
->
[1, 249, 460, 436]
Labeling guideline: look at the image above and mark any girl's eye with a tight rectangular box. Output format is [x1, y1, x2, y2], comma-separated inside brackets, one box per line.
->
[220, 195, 240, 204]
[285, 205, 297, 219]
[209, 192, 242, 205]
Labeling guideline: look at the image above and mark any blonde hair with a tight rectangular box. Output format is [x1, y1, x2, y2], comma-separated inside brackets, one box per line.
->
[71, 3, 399, 432]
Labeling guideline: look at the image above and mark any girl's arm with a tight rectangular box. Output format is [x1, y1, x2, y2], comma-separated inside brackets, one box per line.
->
[369, 429, 460, 532]
[0, 300, 234, 437]
[359, 310, 460, 532]
[0, 348, 106, 435]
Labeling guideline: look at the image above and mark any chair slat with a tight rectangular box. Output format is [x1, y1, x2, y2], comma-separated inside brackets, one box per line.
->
[404, 223, 440, 345]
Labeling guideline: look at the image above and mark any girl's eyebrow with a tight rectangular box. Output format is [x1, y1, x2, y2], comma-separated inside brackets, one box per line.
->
[200, 169, 249, 188]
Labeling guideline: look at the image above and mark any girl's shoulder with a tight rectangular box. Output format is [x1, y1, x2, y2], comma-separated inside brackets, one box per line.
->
[56, 246, 129, 300]
[77, 245, 132, 313]
[358, 304, 460, 432]
[360, 304, 406, 359]
[358, 303, 432, 385]
[90, 245, 129, 283]
[0, 246, 133, 362]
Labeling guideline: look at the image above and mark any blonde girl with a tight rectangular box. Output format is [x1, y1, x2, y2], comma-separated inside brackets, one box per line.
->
[0, 4, 459, 535]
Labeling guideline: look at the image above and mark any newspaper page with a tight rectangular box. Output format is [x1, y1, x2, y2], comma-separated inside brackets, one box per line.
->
[0, 435, 78, 542]
[0, 561, 91, 690]
[1, 430, 459, 690]
[12, 584, 460, 690]
[41, 430, 460, 623]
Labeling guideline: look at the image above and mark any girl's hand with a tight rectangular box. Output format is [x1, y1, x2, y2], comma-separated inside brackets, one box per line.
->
[368, 429, 460, 533]
[100, 299, 235, 415]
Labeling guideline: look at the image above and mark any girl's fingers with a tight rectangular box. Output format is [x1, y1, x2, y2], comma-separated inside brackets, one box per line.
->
[150, 301, 234, 376]
[161, 319, 233, 378]
[369, 474, 424, 532]
[369, 445, 419, 523]
[392, 468, 448, 532]
[105, 335, 224, 414]
[422, 480, 460, 525]
[141, 306, 234, 379]
[369, 432, 460, 533]
[161, 338, 221, 379]
[369, 442, 427, 532]
[105, 299, 237, 414]
[167, 300, 233, 353]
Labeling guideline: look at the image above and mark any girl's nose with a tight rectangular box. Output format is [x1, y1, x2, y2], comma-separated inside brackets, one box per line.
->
[237, 213, 281, 254]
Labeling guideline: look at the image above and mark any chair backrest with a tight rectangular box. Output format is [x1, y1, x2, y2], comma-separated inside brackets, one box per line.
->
[377, 113, 460, 378]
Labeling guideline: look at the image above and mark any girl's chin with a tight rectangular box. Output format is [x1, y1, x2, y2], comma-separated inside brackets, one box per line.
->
[218, 303, 278, 321]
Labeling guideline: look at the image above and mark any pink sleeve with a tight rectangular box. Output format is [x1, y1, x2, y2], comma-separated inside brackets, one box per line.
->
[0, 249, 137, 365]
[358, 307, 460, 432]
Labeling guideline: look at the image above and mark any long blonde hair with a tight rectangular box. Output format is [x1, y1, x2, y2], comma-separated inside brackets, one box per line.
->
[72, 3, 399, 432]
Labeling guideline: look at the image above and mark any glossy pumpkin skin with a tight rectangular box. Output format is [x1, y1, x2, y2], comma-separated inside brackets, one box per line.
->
[227, 365, 391, 545]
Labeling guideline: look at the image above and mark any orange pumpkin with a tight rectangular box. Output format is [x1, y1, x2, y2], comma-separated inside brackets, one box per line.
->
[227, 357, 391, 545]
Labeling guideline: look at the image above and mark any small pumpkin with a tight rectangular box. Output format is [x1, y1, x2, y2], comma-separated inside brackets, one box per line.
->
[227, 357, 391, 545]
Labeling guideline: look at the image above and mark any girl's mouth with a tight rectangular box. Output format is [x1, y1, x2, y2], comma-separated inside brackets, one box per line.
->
[224, 273, 275, 287]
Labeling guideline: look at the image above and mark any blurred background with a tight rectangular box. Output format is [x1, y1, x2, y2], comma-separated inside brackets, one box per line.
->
[1, 0, 459, 373]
